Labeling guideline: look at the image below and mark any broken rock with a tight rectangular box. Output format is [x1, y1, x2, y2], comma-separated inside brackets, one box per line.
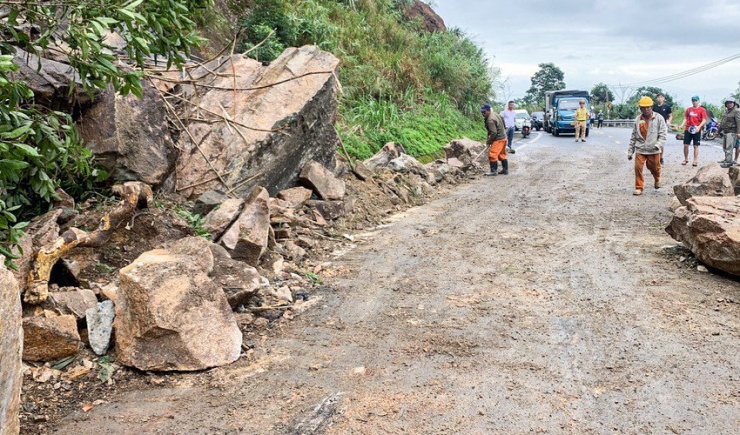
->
[673, 163, 734, 206]
[167, 236, 216, 274]
[46, 289, 98, 320]
[300, 161, 346, 200]
[388, 154, 429, 178]
[666, 196, 740, 276]
[307, 200, 348, 221]
[278, 187, 314, 208]
[115, 250, 242, 371]
[220, 187, 271, 266]
[204, 198, 245, 240]
[193, 190, 228, 217]
[86, 301, 115, 356]
[0, 262, 22, 435]
[22, 315, 81, 362]
[209, 244, 264, 309]
[444, 138, 485, 169]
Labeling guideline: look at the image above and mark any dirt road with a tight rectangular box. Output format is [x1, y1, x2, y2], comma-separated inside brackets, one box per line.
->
[53, 129, 739, 434]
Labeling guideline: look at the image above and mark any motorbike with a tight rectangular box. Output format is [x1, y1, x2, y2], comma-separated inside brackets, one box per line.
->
[521, 119, 531, 138]
[702, 117, 719, 141]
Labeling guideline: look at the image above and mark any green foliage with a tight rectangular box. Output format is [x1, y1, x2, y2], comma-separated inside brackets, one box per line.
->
[590, 83, 614, 105]
[625, 86, 675, 108]
[175, 208, 211, 239]
[0, 0, 211, 268]
[524, 63, 566, 107]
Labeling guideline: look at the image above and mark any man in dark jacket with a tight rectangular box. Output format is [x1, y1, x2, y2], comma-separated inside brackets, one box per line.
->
[720, 97, 740, 167]
[481, 103, 509, 176]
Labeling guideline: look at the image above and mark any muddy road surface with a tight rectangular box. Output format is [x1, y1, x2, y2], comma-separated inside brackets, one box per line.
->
[53, 129, 739, 434]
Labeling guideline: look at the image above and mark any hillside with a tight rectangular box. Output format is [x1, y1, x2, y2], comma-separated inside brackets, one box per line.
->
[210, 0, 493, 159]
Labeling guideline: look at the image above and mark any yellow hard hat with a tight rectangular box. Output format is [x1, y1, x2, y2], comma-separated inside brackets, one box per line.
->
[638, 96, 654, 107]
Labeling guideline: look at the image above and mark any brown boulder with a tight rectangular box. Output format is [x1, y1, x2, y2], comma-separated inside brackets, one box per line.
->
[209, 244, 264, 309]
[220, 187, 271, 266]
[78, 81, 176, 186]
[22, 315, 81, 362]
[167, 236, 216, 274]
[0, 263, 22, 435]
[364, 143, 407, 171]
[402, 0, 447, 32]
[204, 198, 245, 240]
[115, 250, 242, 371]
[666, 196, 740, 276]
[278, 187, 314, 207]
[175, 46, 341, 199]
[444, 138, 485, 169]
[673, 163, 734, 206]
[300, 161, 346, 200]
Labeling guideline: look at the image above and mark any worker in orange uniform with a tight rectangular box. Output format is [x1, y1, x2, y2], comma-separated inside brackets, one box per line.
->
[481, 103, 509, 176]
[628, 96, 667, 196]
[574, 99, 589, 142]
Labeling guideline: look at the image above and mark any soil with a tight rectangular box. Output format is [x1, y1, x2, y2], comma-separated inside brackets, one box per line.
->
[26, 129, 740, 434]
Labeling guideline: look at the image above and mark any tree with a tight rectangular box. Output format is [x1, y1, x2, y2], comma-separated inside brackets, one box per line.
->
[0, 0, 211, 266]
[625, 86, 675, 107]
[523, 63, 565, 106]
[590, 83, 614, 105]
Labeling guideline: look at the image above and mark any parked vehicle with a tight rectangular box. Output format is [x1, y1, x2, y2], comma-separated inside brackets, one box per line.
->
[531, 111, 544, 131]
[702, 117, 719, 141]
[544, 90, 590, 136]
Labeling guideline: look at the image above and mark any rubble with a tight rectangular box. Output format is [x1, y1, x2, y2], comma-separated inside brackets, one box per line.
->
[278, 187, 314, 207]
[22, 315, 81, 362]
[204, 198, 245, 239]
[666, 196, 740, 276]
[85, 301, 115, 356]
[673, 163, 734, 206]
[299, 161, 346, 200]
[46, 289, 98, 320]
[193, 190, 228, 217]
[443, 138, 485, 170]
[1, 262, 22, 435]
[209, 243, 264, 309]
[115, 250, 242, 371]
[220, 187, 271, 266]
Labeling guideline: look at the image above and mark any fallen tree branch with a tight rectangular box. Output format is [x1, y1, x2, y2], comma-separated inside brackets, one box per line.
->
[24, 182, 153, 304]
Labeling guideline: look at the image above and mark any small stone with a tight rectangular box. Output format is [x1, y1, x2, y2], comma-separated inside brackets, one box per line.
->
[697, 265, 709, 273]
[86, 300, 115, 356]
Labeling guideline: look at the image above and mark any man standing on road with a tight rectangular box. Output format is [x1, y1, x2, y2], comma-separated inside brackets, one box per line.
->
[597, 111, 604, 128]
[500, 101, 517, 154]
[719, 97, 740, 167]
[574, 99, 589, 142]
[652, 93, 672, 165]
[678, 96, 707, 166]
[482, 103, 509, 176]
[628, 96, 667, 196]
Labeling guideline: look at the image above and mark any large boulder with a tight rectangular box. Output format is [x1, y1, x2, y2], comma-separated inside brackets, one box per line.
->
[402, 0, 447, 32]
[443, 138, 485, 169]
[220, 187, 271, 266]
[299, 161, 345, 200]
[673, 163, 734, 206]
[22, 315, 81, 362]
[78, 81, 177, 186]
[666, 196, 740, 276]
[364, 143, 406, 171]
[175, 46, 341, 199]
[115, 250, 242, 371]
[0, 263, 22, 435]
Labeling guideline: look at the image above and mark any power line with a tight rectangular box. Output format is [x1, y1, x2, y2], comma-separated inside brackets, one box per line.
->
[608, 52, 740, 89]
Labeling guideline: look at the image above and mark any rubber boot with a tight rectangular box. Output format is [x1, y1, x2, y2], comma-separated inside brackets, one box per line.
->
[499, 159, 509, 175]
[486, 161, 498, 176]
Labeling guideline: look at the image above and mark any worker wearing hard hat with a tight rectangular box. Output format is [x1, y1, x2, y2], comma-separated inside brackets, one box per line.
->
[628, 96, 667, 196]
[719, 97, 740, 167]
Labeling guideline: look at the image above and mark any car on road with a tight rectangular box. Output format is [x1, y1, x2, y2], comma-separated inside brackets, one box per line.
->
[531, 111, 544, 131]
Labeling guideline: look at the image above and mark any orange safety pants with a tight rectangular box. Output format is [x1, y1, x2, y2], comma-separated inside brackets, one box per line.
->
[488, 138, 508, 162]
[634, 153, 661, 190]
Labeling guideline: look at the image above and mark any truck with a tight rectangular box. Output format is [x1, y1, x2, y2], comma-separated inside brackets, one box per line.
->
[543, 90, 591, 137]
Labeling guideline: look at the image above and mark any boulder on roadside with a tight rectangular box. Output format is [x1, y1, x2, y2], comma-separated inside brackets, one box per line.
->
[402, 0, 447, 32]
[167, 236, 216, 274]
[174, 46, 341, 199]
[351, 161, 374, 181]
[444, 138, 485, 169]
[307, 200, 350, 221]
[0, 262, 22, 435]
[364, 143, 407, 171]
[46, 289, 98, 320]
[666, 196, 740, 276]
[220, 187, 271, 266]
[78, 81, 177, 186]
[673, 163, 734, 206]
[299, 161, 346, 200]
[115, 250, 242, 371]
[22, 315, 81, 362]
[204, 198, 245, 240]
[86, 300, 115, 356]
[278, 186, 314, 208]
[387, 154, 429, 178]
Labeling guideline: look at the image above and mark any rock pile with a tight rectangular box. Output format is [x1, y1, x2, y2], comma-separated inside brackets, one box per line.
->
[667, 163, 740, 276]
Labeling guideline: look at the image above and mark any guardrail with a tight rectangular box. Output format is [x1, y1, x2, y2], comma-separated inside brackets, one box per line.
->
[600, 119, 634, 128]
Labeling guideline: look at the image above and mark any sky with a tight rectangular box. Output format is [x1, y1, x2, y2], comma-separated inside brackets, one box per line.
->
[431, 0, 740, 107]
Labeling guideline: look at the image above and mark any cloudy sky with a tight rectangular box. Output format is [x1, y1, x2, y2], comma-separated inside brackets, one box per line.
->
[432, 0, 740, 106]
